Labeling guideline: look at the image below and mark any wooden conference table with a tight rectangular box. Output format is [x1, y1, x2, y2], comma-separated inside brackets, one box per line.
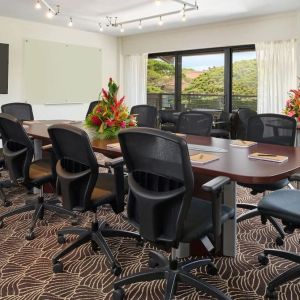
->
[24, 120, 300, 258]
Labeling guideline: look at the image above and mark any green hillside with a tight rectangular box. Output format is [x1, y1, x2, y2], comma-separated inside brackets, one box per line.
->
[147, 59, 257, 95]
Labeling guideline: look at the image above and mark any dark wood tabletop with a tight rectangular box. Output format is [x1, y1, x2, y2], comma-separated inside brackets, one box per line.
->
[24, 120, 300, 185]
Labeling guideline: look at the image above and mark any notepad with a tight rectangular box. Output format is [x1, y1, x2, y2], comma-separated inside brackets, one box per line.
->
[188, 144, 227, 153]
[248, 152, 288, 163]
[23, 120, 41, 125]
[107, 143, 121, 150]
[175, 133, 187, 138]
[190, 152, 220, 164]
[230, 140, 257, 148]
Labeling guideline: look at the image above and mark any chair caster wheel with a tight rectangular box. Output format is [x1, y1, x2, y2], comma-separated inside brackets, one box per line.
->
[113, 287, 125, 300]
[275, 236, 284, 246]
[71, 218, 79, 226]
[266, 287, 278, 299]
[57, 235, 66, 244]
[148, 258, 159, 268]
[207, 263, 218, 276]
[261, 215, 267, 225]
[258, 253, 269, 265]
[91, 241, 99, 252]
[25, 231, 35, 240]
[3, 201, 12, 207]
[111, 263, 122, 276]
[0, 220, 4, 229]
[136, 238, 144, 247]
[53, 261, 63, 273]
[283, 225, 294, 234]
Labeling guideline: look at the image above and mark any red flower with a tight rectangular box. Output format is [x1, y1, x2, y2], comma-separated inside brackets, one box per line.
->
[106, 119, 115, 127]
[102, 88, 109, 100]
[90, 115, 102, 126]
[120, 121, 126, 128]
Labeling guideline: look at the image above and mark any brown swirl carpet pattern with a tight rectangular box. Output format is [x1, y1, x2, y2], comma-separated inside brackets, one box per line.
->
[0, 174, 299, 300]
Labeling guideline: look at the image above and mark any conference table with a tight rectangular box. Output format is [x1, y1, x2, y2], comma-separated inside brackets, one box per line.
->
[24, 120, 300, 258]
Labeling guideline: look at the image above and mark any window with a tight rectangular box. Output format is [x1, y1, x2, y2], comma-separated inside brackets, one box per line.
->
[147, 45, 257, 112]
[147, 56, 176, 109]
[232, 50, 257, 111]
[181, 52, 225, 110]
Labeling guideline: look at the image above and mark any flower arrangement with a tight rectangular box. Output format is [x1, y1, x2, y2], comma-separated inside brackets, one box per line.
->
[283, 89, 300, 121]
[85, 78, 137, 139]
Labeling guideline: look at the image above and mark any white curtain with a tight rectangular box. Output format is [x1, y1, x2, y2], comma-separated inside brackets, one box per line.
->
[256, 39, 297, 114]
[124, 54, 148, 109]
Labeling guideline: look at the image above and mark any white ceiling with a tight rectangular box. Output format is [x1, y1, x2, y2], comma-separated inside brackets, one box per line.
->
[0, 0, 300, 36]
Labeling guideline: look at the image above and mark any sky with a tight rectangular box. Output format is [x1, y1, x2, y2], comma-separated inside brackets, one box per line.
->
[182, 51, 256, 71]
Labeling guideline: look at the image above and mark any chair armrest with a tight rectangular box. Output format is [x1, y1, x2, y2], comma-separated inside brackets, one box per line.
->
[41, 144, 53, 151]
[104, 157, 124, 168]
[202, 176, 230, 193]
[289, 173, 300, 182]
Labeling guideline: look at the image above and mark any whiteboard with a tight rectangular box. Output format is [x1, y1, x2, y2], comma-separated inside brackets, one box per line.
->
[23, 39, 102, 104]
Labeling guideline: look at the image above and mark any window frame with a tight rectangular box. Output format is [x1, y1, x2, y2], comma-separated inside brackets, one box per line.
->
[148, 44, 255, 112]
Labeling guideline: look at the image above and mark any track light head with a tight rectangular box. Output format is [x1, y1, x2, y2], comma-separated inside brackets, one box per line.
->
[138, 20, 142, 30]
[98, 23, 103, 32]
[120, 25, 124, 33]
[68, 17, 73, 27]
[35, 0, 41, 10]
[46, 9, 54, 19]
[158, 16, 163, 26]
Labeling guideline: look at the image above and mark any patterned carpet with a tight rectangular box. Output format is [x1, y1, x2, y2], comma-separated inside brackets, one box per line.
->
[0, 173, 299, 300]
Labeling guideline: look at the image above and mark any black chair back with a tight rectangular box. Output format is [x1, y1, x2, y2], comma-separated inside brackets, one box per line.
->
[0, 113, 34, 184]
[130, 105, 157, 128]
[48, 124, 99, 211]
[118, 128, 194, 245]
[236, 108, 257, 139]
[177, 111, 213, 136]
[247, 114, 296, 146]
[86, 101, 99, 118]
[1, 102, 34, 121]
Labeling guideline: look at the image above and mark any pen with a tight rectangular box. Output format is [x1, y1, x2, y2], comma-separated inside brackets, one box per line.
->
[256, 154, 277, 157]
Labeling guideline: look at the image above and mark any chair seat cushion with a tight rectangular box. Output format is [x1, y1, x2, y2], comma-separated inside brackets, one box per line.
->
[89, 173, 128, 209]
[182, 197, 234, 242]
[29, 159, 53, 183]
[239, 178, 289, 193]
[210, 128, 230, 138]
[258, 190, 300, 225]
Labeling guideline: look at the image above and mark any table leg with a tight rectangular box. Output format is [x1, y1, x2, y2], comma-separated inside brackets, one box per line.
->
[33, 139, 43, 194]
[223, 180, 236, 257]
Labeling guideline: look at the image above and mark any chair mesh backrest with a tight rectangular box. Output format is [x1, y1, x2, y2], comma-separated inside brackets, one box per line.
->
[236, 108, 257, 139]
[86, 101, 99, 118]
[177, 111, 213, 136]
[118, 128, 194, 245]
[247, 114, 296, 146]
[159, 110, 177, 124]
[1, 103, 34, 121]
[0, 113, 34, 183]
[48, 124, 98, 210]
[130, 105, 157, 128]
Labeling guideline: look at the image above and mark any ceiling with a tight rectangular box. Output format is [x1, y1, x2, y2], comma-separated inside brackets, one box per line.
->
[0, 0, 300, 36]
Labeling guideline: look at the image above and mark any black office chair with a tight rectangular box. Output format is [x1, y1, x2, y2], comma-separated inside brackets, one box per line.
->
[85, 100, 99, 118]
[113, 128, 234, 300]
[211, 110, 231, 139]
[235, 108, 257, 139]
[158, 110, 178, 132]
[257, 173, 300, 299]
[0, 103, 34, 206]
[237, 114, 296, 245]
[0, 113, 76, 240]
[1, 102, 34, 121]
[130, 105, 157, 128]
[48, 124, 141, 276]
[177, 111, 213, 136]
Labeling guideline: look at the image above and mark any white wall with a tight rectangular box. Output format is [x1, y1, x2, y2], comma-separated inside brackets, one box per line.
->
[122, 11, 300, 74]
[0, 16, 119, 120]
